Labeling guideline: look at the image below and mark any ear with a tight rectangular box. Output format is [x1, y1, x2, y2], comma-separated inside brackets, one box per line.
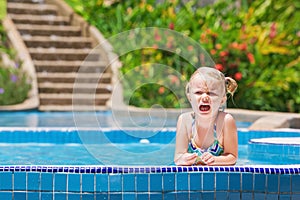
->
[186, 93, 191, 101]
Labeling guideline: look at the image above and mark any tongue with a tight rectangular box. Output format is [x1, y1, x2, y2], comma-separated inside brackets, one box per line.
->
[200, 105, 210, 111]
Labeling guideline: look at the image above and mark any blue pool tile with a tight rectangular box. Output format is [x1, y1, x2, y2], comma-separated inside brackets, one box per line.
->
[27, 192, 39, 200]
[242, 173, 253, 191]
[95, 193, 108, 200]
[41, 192, 53, 199]
[150, 174, 162, 192]
[202, 192, 214, 199]
[14, 192, 26, 200]
[176, 192, 189, 199]
[82, 193, 94, 200]
[228, 192, 240, 200]
[96, 174, 108, 192]
[279, 194, 291, 200]
[41, 173, 53, 191]
[136, 193, 149, 200]
[292, 194, 300, 200]
[189, 173, 201, 191]
[241, 192, 253, 200]
[266, 194, 279, 200]
[123, 192, 136, 200]
[14, 172, 26, 190]
[203, 173, 214, 191]
[68, 174, 80, 192]
[82, 174, 95, 192]
[254, 174, 266, 192]
[267, 174, 279, 193]
[0, 172, 12, 190]
[216, 191, 228, 199]
[109, 174, 122, 192]
[292, 175, 300, 192]
[55, 173, 67, 192]
[280, 174, 291, 193]
[123, 174, 135, 192]
[176, 173, 188, 191]
[0, 192, 12, 199]
[216, 173, 228, 191]
[163, 192, 176, 200]
[136, 174, 148, 192]
[68, 193, 81, 200]
[254, 193, 265, 200]
[189, 191, 202, 200]
[27, 172, 40, 191]
[110, 193, 122, 200]
[55, 193, 67, 200]
[149, 193, 163, 200]
[163, 173, 175, 192]
[229, 173, 240, 191]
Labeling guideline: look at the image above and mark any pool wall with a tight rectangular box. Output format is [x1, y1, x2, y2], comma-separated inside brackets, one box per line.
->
[0, 128, 300, 199]
[0, 165, 300, 199]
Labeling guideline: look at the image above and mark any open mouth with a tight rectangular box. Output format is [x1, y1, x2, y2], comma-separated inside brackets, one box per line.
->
[199, 105, 211, 112]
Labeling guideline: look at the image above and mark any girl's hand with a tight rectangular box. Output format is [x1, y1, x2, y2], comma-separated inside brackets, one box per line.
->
[175, 153, 198, 166]
[201, 152, 215, 165]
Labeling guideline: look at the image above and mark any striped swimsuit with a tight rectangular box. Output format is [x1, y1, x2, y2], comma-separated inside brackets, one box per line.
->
[187, 121, 224, 165]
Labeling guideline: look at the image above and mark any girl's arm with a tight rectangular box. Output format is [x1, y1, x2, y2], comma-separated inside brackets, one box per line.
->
[174, 113, 198, 166]
[201, 113, 238, 166]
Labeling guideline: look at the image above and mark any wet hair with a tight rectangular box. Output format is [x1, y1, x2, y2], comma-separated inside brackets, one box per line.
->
[186, 67, 238, 98]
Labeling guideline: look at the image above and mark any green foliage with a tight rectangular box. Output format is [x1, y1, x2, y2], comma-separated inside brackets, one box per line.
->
[0, 64, 32, 105]
[65, 0, 299, 112]
[0, 22, 31, 105]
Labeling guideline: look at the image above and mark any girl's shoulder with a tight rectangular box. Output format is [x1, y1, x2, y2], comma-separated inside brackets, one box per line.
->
[178, 111, 194, 121]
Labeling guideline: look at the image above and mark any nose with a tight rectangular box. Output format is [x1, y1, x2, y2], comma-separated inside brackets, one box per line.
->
[202, 93, 209, 103]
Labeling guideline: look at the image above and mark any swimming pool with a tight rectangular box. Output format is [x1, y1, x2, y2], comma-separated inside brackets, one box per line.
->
[0, 111, 299, 199]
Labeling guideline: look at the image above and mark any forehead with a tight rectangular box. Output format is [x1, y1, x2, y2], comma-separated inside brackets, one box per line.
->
[190, 74, 224, 92]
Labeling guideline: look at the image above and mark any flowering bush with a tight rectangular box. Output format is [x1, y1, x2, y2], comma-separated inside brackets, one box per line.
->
[65, 0, 299, 112]
[0, 22, 31, 105]
[0, 63, 31, 105]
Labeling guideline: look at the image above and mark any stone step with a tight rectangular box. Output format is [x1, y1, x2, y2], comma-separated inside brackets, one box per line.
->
[22, 35, 92, 48]
[39, 93, 111, 105]
[38, 82, 112, 93]
[8, 0, 44, 3]
[39, 105, 108, 111]
[9, 14, 69, 25]
[7, 2, 57, 15]
[16, 24, 82, 37]
[28, 48, 101, 61]
[34, 60, 108, 73]
[37, 72, 111, 83]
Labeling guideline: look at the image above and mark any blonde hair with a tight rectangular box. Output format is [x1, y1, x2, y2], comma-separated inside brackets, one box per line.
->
[186, 67, 238, 98]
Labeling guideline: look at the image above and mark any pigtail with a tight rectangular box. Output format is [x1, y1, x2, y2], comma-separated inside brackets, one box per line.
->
[225, 77, 238, 96]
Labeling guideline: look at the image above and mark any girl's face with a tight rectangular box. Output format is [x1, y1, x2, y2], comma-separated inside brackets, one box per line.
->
[189, 75, 225, 116]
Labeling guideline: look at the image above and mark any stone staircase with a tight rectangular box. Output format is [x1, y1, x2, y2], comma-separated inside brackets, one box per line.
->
[6, 0, 118, 111]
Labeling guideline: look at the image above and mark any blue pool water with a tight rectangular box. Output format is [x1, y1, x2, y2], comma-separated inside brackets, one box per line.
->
[0, 128, 299, 166]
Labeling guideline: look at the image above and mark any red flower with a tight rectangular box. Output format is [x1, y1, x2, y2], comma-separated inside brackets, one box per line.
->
[269, 22, 277, 39]
[247, 53, 255, 64]
[215, 64, 224, 71]
[234, 72, 242, 81]
[154, 31, 161, 41]
[187, 45, 193, 51]
[210, 49, 217, 55]
[158, 86, 165, 94]
[219, 51, 228, 57]
[239, 43, 247, 51]
[169, 23, 174, 30]
[152, 44, 159, 49]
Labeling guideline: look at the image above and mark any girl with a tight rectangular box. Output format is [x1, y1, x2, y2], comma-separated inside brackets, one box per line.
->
[174, 67, 238, 166]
